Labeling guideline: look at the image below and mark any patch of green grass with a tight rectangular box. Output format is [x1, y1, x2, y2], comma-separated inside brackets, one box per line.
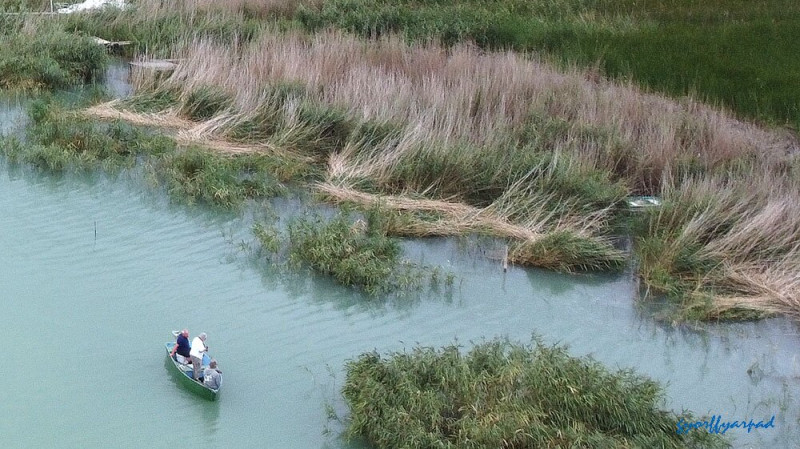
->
[0, 0, 49, 13]
[0, 28, 109, 90]
[60, 7, 264, 56]
[512, 230, 626, 272]
[343, 338, 729, 448]
[181, 85, 233, 121]
[153, 147, 288, 207]
[119, 88, 180, 113]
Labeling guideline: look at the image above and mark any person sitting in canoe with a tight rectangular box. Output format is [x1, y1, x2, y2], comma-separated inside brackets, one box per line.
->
[202, 359, 222, 390]
[170, 329, 192, 365]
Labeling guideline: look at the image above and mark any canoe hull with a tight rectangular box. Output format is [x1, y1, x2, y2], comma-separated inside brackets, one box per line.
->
[164, 342, 219, 401]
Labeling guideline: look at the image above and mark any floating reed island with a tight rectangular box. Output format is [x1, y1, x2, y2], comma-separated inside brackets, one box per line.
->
[343, 338, 728, 448]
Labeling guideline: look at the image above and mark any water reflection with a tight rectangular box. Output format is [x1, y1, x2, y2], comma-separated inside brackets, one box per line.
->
[0, 94, 28, 137]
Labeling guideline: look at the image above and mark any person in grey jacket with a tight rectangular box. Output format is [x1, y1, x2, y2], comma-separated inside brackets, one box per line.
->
[203, 359, 222, 390]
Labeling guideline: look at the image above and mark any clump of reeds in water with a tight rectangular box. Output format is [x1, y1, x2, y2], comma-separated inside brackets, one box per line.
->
[633, 173, 800, 321]
[254, 208, 454, 296]
[0, 97, 174, 172]
[343, 338, 728, 448]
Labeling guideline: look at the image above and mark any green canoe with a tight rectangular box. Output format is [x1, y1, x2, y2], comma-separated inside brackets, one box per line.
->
[164, 340, 220, 401]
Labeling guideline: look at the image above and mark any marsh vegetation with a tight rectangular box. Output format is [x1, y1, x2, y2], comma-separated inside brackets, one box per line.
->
[2, 1, 799, 317]
[3, 0, 795, 445]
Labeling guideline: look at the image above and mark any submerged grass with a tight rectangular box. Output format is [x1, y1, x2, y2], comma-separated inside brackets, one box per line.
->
[343, 338, 728, 448]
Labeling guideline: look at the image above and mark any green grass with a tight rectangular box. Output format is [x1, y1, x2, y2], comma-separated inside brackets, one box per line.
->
[59, 6, 265, 57]
[254, 209, 454, 296]
[0, 98, 174, 171]
[0, 0, 49, 12]
[153, 147, 288, 207]
[181, 85, 233, 121]
[296, 0, 800, 129]
[512, 230, 626, 272]
[0, 28, 109, 90]
[119, 88, 180, 113]
[343, 338, 729, 448]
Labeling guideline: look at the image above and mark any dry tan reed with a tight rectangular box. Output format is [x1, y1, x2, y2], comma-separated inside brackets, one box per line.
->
[315, 182, 544, 240]
[84, 100, 305, 158]
[642, 173, 800, 317]
[85, 100, 190, 129]
[141, 30, 796, 189]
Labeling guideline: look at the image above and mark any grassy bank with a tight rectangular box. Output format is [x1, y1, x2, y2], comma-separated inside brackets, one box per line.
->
[0, 98, 293, 207]
[343, 338, 728, 448]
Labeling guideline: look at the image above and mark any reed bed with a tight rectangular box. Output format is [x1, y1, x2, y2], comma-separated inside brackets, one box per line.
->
[109, 28, 800, 315]
[0, 0, 51, 12]
[316, 183, 624, 271]
[297, 0, 800, 128]
[10, 0, 791, 318]
[137, 31, 791, 194]
[0, 98, 173, 171]
[152, 147, 288, 207]
[343, 338, 727, 448]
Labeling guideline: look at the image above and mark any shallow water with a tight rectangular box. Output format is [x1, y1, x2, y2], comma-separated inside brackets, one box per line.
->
[1, 65, 798, 449]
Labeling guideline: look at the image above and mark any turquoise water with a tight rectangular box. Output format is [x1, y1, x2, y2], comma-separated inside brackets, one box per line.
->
[1, 74, 799, 448]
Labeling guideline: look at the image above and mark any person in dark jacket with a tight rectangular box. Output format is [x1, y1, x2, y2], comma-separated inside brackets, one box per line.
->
[170, 329, 192, 364]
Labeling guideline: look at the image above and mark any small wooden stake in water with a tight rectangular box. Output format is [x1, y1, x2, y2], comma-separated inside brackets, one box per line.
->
[502, 245, 508, 272]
